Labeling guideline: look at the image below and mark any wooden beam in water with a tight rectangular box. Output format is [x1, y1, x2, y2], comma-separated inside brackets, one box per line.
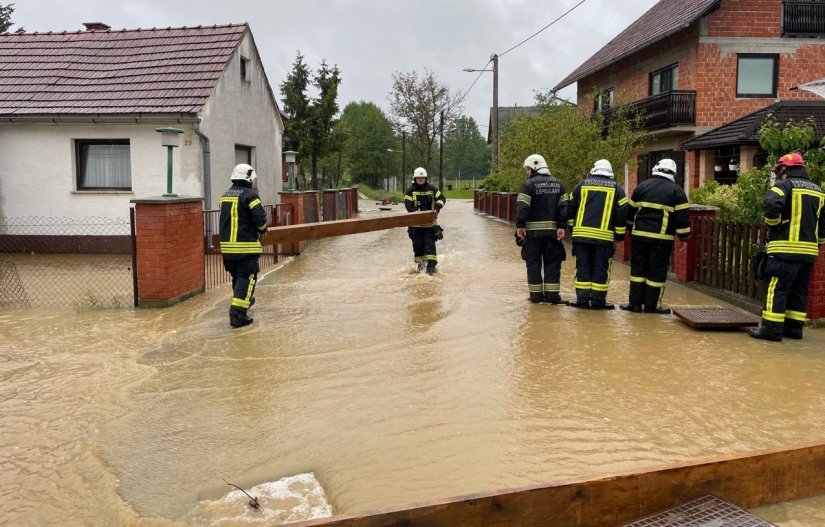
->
[288, 440, 825, 527]
[259, 211, 437, 245]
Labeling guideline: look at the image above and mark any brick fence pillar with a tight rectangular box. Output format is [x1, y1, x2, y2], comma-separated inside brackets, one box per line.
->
[323, 189, 337, 221]
[279, 191, 305, 255]
[130, 196, 204, 308]
[808, 245, 825, 323]
[673, 205, 718, 282]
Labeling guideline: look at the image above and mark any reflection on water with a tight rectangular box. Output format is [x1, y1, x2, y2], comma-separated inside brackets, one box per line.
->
[2, 200, 825, 526]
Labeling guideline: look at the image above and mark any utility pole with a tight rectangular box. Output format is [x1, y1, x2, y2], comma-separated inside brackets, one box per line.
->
[491, 53, 499, 172]
[401, 131, 406, 191]
[439, 109, 445, 191]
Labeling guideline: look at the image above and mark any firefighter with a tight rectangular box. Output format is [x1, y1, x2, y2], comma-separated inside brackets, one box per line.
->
[567, 159, 628, 309]
[515, 154, 569, 304]
[748, 152, 825, 341]
[621, 158, 690, 314]
[404, 167, 446, 275]
[219, 163, 268, 328]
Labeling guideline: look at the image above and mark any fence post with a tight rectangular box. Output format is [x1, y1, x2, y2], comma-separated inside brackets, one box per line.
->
[130, 196, 205, 307]
[673, 205, 718, 282]
[279, 191, 305, 255]
[809, 245, 825, 325]
[323, 190, 337, 221]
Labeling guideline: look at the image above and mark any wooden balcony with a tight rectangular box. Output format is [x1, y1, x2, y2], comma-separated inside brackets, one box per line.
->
[602, 90, 696, 132]
[783, 0, 825, 37]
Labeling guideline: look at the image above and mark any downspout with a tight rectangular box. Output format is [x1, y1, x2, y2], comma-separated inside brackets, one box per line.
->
[193, 119, 212, 209]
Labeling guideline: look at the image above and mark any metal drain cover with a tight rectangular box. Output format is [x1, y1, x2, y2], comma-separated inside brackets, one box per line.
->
[672, 307, 760, 328]
[620, 495, 776, 526]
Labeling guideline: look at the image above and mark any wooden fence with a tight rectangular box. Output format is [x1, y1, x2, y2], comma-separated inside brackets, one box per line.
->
[693, 217, 767, 301]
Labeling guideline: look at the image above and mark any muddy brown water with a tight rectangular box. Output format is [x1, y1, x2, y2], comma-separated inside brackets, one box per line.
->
[1, 200, 825, 526]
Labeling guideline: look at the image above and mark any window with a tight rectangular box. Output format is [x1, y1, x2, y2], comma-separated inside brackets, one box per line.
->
[650, 63, 678, 95]
[235, 145, 252, 165]
[713, 146, 740, 185]
[736, 54, 777, 97]
[240, 57, 250, 81]
[594, 88, 614, 112]
[76, 139, 131, 190]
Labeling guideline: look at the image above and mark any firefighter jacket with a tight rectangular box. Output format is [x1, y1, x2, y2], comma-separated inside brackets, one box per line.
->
[516, 172, 568, 239]
[764, 169, 825, 263]
[404, 181, 445, 227]
[627, 176, 690, 244]
[567, 175, 628, 245]
[219, 183, 268, 257]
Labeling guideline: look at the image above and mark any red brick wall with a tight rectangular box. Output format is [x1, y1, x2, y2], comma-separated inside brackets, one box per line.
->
[134, 200, 205, 304]
[706, 0, 780, 37]
[809, 246, 825, 321]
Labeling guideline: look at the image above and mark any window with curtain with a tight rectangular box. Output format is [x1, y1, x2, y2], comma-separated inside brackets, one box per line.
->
[736, 54, 777, 97]
[76, 139, 131, 190]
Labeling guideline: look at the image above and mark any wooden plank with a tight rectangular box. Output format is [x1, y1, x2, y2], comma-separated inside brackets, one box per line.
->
[287, 440, 825, 527]
[258, 211, 437, 245]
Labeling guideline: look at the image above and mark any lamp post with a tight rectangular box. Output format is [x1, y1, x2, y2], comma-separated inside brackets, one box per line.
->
[155, 127, 184, 197]
[463, 52, 498, 171]
[284, 150, 298, 191]
[386, 148, 402, 192]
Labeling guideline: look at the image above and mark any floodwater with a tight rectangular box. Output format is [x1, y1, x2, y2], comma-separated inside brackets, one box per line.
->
[2, 199, 825, 526]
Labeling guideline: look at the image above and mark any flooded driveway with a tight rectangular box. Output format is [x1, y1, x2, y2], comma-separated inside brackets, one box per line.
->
[2, 199, 825, 526]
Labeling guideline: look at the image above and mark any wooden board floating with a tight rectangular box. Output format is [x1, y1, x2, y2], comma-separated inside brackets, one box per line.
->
[620, 495, 776, 527]
[259, 210, 436, 245]
[287, 440, 825, 527]
[672, 307, 760, 328]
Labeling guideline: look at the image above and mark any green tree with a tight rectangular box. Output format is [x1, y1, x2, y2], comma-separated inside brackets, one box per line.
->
[758, 113, 825, 185]
[338, 101, 398, 188]
[484, 103, 646, 192]
[388, 69, 462, 174]
[443, 116, 489, 184]
[1, 3, 23, 33]
[279, 52, 342, 189]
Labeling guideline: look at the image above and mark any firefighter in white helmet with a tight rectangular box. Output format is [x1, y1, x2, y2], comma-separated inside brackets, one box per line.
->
[621, 158, 690, 314]
[404, 167, 446, 274]
[567, 159, 628, 309]
[218, 163, 268, 327]
[515, 154, 569, 304]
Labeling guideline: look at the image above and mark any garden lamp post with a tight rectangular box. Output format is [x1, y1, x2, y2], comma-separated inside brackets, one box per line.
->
[284, 150, 298, 191]
[463, 53, 498, 171]
[155, 127, 184, 197]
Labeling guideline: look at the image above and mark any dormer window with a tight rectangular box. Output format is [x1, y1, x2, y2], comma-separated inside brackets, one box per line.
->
[650, 63, 678, 95]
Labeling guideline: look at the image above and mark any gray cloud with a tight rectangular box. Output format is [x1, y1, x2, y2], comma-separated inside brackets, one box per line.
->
[16, 0, 658, 128]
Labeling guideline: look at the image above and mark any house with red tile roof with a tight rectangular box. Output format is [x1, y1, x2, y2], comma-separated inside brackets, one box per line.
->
[0, 22, 284, 220]
[553, 0, 825, 193]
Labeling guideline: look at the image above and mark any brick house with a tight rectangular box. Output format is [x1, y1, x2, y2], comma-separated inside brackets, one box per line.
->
[553, 0, 825, 194]
[0, 22, 285, 226]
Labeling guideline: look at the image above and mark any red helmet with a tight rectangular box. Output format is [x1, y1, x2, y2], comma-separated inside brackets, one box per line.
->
[775, 152, 805, 169]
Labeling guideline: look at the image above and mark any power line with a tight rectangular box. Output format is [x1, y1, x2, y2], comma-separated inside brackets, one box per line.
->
[498, 0, 588, 58]
[456, 58, 492, 107]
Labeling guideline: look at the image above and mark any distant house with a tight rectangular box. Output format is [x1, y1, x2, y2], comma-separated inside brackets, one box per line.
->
[488, 105, 543, 144]
[0, 22, 284, 223]
[553, 0, 825, 192]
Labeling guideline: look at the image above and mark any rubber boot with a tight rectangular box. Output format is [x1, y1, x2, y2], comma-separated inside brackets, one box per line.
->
[426, 261, 437, 276]
[543, 294, 568, 305]
[783, 319, 804, 340]
[643, 284, 670, 314]
[590, 291, 614, 310]
[417, 260, 426, 273]
[229, 306, 253, 328]
[621, 281, 644, 312]
[571, 288, 591, 309]
[747, 321, 783, 342]
[529, 292, 543, 304]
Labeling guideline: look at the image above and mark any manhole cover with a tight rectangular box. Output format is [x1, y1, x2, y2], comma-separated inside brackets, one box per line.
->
[620, 495, 776, 526]
[672, 307, 760, 329]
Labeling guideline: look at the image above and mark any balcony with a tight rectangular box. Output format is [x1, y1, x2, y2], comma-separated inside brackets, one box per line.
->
[602, 90, 696, 132]
[783, 1, 825, 38]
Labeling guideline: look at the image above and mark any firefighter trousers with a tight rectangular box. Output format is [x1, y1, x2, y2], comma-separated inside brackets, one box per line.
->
[761, 256, 813, 331]
[522, 236, 565, 302]
[223, 255, 260, 310]
[628, 239, 672, 311]
[409, 226, 437, 271]
[573, 242, 614, 305]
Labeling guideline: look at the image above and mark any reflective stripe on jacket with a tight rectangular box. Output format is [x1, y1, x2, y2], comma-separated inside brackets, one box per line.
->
[627, 176, 690, 244]
[219, 184, 268, 255]
[404, 182, 445, 227]
[765, 172, 825, 262]
[516, 174, 568, 238]
[568, 175, 628, 245]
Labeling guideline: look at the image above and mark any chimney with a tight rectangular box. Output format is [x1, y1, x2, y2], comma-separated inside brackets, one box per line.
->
[83, 22, 111, 31]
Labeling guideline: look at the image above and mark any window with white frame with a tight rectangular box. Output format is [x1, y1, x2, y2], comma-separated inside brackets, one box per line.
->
[594, 88, 614, 112]
[76, 139, 131, 190]
[736, 54, 777, 97]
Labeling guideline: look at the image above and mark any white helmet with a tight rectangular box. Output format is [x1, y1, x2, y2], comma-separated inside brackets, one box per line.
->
[523, 154, 548, 172]
[652, 158, 677, 182]
[590, 159, 614, 179]
[413, 167, 428, 180]
[231, 163, 257, 183]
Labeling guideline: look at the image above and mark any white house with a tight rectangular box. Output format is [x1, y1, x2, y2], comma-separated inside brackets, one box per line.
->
[0, 22, 284, 227]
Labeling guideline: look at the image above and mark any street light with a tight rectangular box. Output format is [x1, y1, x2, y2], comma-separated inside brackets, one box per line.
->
[463, 53, 499, 171]
[385, 148, 403, 192]
[155, 127, 184, 197]
[284, 150, 298, 191]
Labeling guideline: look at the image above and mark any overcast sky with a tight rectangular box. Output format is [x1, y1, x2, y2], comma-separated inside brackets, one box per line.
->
[14, 0, 660, 130]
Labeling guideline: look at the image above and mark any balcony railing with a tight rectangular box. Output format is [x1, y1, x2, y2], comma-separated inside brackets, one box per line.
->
[602, 90, 696, 132]
[783, 0, 825, 37]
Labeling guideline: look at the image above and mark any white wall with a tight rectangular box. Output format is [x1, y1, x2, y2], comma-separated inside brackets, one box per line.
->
[199, 31, 284, 209]
[0, 122, 202, 223]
